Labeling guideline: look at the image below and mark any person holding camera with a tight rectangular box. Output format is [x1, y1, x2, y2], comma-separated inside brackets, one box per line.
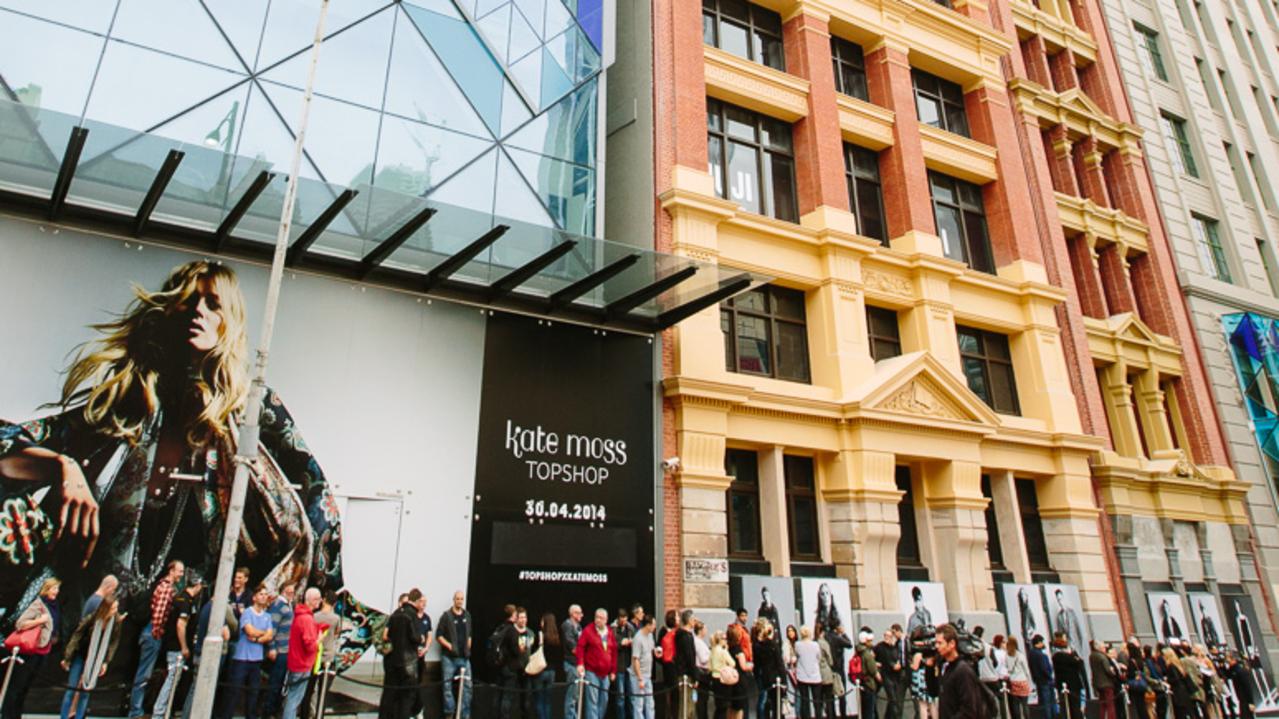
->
[935, 623, 988, 719]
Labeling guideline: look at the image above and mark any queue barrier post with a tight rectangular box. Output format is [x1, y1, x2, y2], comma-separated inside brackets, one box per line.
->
[679, 674, 690, 719]
[0, 647, 23, 713]
[576, 672, 585, 719]
[160, 656, 187, 719]
[774, 677, 784, 719]
[998, 679, 1009, 719]
[315, 661, 336, 718]
[1059, 684, 1070, 719]
[454, 665, 467, 719]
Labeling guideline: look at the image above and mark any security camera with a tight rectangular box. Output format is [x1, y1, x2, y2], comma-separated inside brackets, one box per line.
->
[661, 457, 681, 472]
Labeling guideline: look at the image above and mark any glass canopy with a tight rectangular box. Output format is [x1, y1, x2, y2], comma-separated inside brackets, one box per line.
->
[0, 97, 759, 332]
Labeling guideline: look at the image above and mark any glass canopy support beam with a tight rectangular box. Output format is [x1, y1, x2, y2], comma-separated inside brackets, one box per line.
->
[487, 239, 579, 302]
[285, 188, 359, 266]
[424, 223, 509, 290]
[358, 206, 437, 279]
[547, 253, 641, 312]
[606, 266, 698, 319]
[214, 171, 276, 252]
[48, 126, 88, 222]
[656, 274, 752, 328]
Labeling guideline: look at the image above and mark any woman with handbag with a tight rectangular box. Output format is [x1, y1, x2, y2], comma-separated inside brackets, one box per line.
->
[59, 594, 122, 719]
[1005, 637, 1033, 719]
[709, 632, 736, 719]
[1, 577, 61, 719]
[529, 613, 560, 719]
[816, 624, 836, 719]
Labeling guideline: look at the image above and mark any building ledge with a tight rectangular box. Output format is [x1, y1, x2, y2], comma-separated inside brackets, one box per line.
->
[837, 93, 895, 150]
[919, 124, 999, 184]
[1083, 312, 1182, 374]
[1092, 450, 1250, 524]
[1055, 192, 1150, 254]
[1011, 79, 1142, 152]
[1008, 0, 1098, 64]
[703, 45, 810, 122]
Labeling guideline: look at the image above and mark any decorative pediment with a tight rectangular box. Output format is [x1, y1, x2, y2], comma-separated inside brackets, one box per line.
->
[1057, 87, 1110, 123]
[853, 352, 1001, 427]
[1106, 312, 1161, 345]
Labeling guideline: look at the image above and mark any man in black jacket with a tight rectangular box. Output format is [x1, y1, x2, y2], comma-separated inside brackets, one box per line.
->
[437, 591, 473, 719]
[500, 607, 537, 718]
[875, 627, 904, 719]
[673, 610, 698, 719]
[380, 589, 424, 719]
[936, 624, 987, 719]
[1225, 651, 1257, 719]
[1050, 632, 1086, 719]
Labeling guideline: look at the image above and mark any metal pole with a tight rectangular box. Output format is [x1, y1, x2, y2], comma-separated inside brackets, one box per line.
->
[454, 666, 465, 719]
[161, 657, 186, 719]
[774, 678, 782, 719]
[0, 648, 23, 711]
[188, 2, 330, 717]
[680, 675, 688, 719]
[577, 673, 585, 719]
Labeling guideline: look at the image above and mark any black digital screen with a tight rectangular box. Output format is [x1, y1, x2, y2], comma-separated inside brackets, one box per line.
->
[490, 521, 637, 568]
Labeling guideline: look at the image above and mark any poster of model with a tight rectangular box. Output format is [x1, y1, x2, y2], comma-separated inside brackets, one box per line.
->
[732, 575, 798, 639]
[1187, 592, 1229, 649]
[1221, 587, 1279, 711]
[797, 577, 855, 638]
[1044, 584, 1090, 655]
[999, 584, 1049, 654]
[898, 581, 948, 637]
[1147, 592, 1191, 645]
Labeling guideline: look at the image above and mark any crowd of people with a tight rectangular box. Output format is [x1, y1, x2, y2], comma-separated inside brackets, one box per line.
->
[0, 562, 343, 719]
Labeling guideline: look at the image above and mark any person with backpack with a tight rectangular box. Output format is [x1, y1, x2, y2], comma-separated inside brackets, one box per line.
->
[935, 624, 989, 719]
[855, 629, 881, 719]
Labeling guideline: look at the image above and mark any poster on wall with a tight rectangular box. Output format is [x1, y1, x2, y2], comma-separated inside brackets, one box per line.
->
[732, 575, 799, 640]
[898, 581, 949, 637]
[998, 584, 1050, 655]
[0, 229, 658, 704]
[797, 577, 854, 638]
[1220, 586, 1279, 710]
[1044, 583, 1093, 697]
[1147, 592, 1191, 645]
[1186, 592, 1229, 649]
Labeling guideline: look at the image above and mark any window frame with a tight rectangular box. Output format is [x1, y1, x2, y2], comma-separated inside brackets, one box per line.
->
[702, 0, 786, 71]
[1191, 213, 1233, 282]
[895, 466, 926, 572]
[831, 35, 869, 101]
[783, 455, 821, 562]
[721, 284, 812, 383]
[981, 474, 1005, 571]
[844, 143, 887, 244]
[1015, 479, 1052, 571]
[928, 171, 995, 273]
[1134, 23, 1170, 82]
[1160, 111, 1200, 178]
[866, 305, 903, 362]
[725, 448, 764, 560]
[957, 325, 1022, 415]
[707, 98, 799, 222]
[912, 68, 970, 138]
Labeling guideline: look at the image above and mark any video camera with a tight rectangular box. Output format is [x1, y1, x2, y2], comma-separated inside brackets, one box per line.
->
[909, 625, 937, 656]
[952, 618, 987, 660]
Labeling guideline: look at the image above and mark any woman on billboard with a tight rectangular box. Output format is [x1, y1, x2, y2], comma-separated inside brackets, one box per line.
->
[0, 261, 343, 628]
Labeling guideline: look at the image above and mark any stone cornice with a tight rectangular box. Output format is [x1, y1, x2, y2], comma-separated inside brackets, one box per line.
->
[703, 45, 810, 122]
[919, 123, 999, 184]
[1091, 452, 1251, 524]
[837, 93, 896, 150]
[1054, 192, 1150, 255]
[1007, 0, 1098, 63]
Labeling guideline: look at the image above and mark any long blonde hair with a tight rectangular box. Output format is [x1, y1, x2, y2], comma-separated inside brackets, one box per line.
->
[59, 261, 248, 446]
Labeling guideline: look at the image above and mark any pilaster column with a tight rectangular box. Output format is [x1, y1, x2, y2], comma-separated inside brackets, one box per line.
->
[1132, 370, 1177, 458]
[865, 39, 937, 243]
[759, 446, 791, 576]
[1048, 48, 1079, 92]
[1099, 361, 1144, 458]
[1037, 459, 1116, 615]
[1020, 35, 1053, 89]
[989, 470, 1032, 583]
[672, 398, 733, 609]
[1111, 515, 1150, 641]
[1067, 233, 1108, 318]
[662, 191, 737, 377]
[901, 265, 962, 376]
[1046, 125, 1080, 196]
[1162, 519, 1186, 595]
[1004, 264, 1085, 434]
[1072, 136, 1112, 207]
[1096, 243, 1137, 315]
[921, 460, 996, 612]
[823, 449, 901, 610]
[782, 9, 853, 230]
[809, 249, 877, 396]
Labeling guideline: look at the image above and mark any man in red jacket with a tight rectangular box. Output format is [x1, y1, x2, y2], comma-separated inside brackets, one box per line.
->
[576, 608, 618, 719]
[282, 588, 328, 719]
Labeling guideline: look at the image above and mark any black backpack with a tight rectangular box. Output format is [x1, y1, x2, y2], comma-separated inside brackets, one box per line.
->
[486, 624, 508, 668]
[980, 680, 1001, 719]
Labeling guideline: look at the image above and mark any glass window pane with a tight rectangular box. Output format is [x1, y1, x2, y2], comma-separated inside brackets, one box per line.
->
[916, 95, 942, 128]
[913, 70, 937, 96]
[775, 321, 810, 381]
[0, 0, 115, 32]
[708, 135, 725, 197]
[720, 0, 750, 21]
[784, 455, 814, 488]
[730, 492, 761, 555]
[957, 329, 981, 355]
[940, 78, 965, 104]
[868, 306, 899, 337]
[945, 103, 970, 136]
[0, 11, 104, 116]
[986, 333, 1011, 361]
[772, 288, 805, 319]
[963, 211, 993, 272]
[761, 117, 792, 152]
[990, 362, 1019, 414]
[856, 182, 886, 242]
[935, 205, 965, 262]
[958, 179, 983, 207]
[963, 357, 990, 403]
[718, 20, 750, 59]
[726, 448, 760, 483]
[929, 172, 955, 203]
[111, 0, 246, 72]
[790, 496, 819, 557]
[753, 5, 782, 33]
[766, 153, 797, 222]
[703, 10, 717, 45]
[725, 104, 757, 141]
[726, 141, 761, 214]
[757, 33, 785, 70]
[735, 287, 767, 312]
[736, 315, 771, 374]
[707, 102, 722, 131]
[383, 13, 489, 136]
[722, 309, 734, 370]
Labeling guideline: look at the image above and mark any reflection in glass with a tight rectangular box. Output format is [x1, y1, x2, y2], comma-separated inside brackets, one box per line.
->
[0, 12, 104, 115]
[726, 141, 760, 214]
[110, 0, 244, 72]
[404, 2, 506, 135]
[383, 10, 490, 137]
[736, 315, 770, 375]
[259, 81, 380, 187]
[261, 7, 394, 111]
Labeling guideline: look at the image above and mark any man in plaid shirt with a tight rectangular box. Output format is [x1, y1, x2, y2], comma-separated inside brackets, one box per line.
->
[129, 560, 185, 719]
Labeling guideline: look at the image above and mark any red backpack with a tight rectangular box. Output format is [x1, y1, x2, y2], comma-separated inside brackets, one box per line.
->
[848, 652, 864, 682]
[660, 628, 677, 664]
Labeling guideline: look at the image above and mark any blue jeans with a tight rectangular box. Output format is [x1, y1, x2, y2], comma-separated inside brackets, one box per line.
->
[531, 669, 554, 719]
[584, 673, 611, 719]
[219, 658, 263, 719]
[264, 651, 289, 714]
[281, 670, 310, 719]
[630, 670, 655, 719]
[1037, 683, 1059, 719]
[60, 657, 89, 719]
[441, 655, 473, 718]
[613, 666, 632, 719]
[130, 624, 162, 718]
[152, 650, 187, 718]
[564, 660, 581, 719]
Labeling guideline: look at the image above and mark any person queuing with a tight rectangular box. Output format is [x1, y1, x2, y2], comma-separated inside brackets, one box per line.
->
[909, 648, 940, 719]
[380, 588, 425, 719]
[614, 607, 635, 719]
[855, 628, 880, 719]
[670, 609, 698, 719]
[281, 588, 327, 719]
[576, 608, 619, 719]
[875, 626, 906, 719]
[1029, 635, 1058, 719]
[263, 583, 297, 719]
[708, 631, 734, 719]
[632, 615, 658, 719]
[935, 623, 986, 719]
[498, 606, 538, 718]
[130, 559, 184, 719]
[693, 621, 711, 719]
[219, 584, 275, 719]
[438, 590, 473, 719]
[793, 626, 821, 719]
[60, 592, 124, 719]
[1, 578, 61, 719]
[152, 570, 205, 718]
[301, 590, 343, 719]
[563, 604, 586, 719]
[81, 574, 118, 619]
[751, 618, 783, 719]
[1052, 631, 1087, 719]
[532, 613, 561, 719]
[1091, 639, 1120, 719]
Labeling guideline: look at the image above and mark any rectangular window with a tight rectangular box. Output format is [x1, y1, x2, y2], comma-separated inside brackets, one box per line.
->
[721, 285, 811, 382]
[1257, 239, 1279, 297]
[725, 448, 763, 559]
[929, 171, 995, 273]
[1160, 112, 1199, 177]
[1224, 142, 1255, 205]
[957, 325, 1021, 415]
[981, 474, 1005, 571]
[844, 143, 886, 244]
[1134, 24, 1170, 81]
[831, 36, 869, 101]
[866, 305, 902, 361]
[1016, 479, 1052, 571]
[912, 69, 970, 138]
[784, 455, 821, 561]
[1248, 152, 1276, 211]
[1191, 214, 1233, 282]
[1218, 69, 1244, 118]
[702, 0, 785, 71]
[707, 99, 798, 222]
[895, 466, 925, 571]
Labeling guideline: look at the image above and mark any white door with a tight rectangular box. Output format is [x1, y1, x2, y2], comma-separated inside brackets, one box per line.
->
[338, 496, 405, 668]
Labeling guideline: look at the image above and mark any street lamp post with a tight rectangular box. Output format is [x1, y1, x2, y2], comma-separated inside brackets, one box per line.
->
[186, 2, 331, 717]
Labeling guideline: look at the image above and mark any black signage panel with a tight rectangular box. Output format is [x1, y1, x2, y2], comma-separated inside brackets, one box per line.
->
[466, 313, 655, 659]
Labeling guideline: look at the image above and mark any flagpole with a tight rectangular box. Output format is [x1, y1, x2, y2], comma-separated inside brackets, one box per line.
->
[187, 2, 331, 716]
